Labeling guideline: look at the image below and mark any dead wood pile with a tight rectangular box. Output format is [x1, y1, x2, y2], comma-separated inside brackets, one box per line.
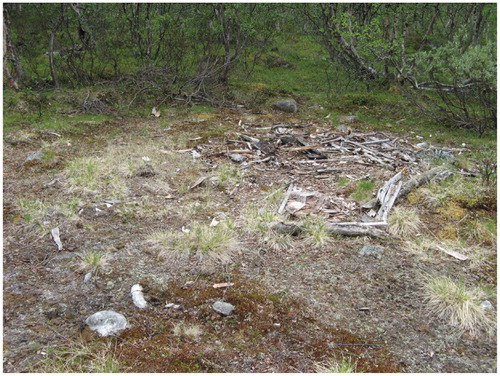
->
[203, 121, 459, 237]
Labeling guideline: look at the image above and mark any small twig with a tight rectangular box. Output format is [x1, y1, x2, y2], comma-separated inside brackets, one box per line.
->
[331, 343, 385, 347]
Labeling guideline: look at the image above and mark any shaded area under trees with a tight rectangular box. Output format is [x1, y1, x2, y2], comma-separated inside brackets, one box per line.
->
[3, 3, 496, 134]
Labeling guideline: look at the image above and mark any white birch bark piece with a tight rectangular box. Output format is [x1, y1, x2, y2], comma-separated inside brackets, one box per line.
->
[51, 227, 63, 251]
[131, 284, 148, 309]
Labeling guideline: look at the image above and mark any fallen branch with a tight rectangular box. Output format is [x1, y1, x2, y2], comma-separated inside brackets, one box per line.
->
[396, 166, 452, 201]
[364, 167, 453, 209]
[375, 171, 403, 221]
[268, 221, 387, 238]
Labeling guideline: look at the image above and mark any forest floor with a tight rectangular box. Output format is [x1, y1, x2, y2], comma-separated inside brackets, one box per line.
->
[3, 105, 497, 372]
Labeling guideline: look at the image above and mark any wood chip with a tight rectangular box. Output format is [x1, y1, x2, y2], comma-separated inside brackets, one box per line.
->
[51, 227, 63, 251]
[436, 245, 469, 261]
[189, 176, 207, 190]
[213, 283, 235, 289]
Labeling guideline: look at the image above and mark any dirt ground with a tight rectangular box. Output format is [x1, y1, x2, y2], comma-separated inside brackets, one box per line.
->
[3, 108, 497, 372]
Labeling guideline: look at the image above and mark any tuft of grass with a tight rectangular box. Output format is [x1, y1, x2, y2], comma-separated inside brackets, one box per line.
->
[388, 207, 421, 237]
[336, 177, 350, 186]
[423, 276, 494, 335]
[262, 185, 287, 209]
[75, 250, 109, 275]
[65, 156, 102, 192]
[16, 198, 48, 223]
[214, 163, 244, 189]
[240, 204, 293, 251]
[407, 236, 438, 262]
[466, 246, 495, 271]
[189, 222, 239, 263]
[151, 220, 239, 264]
[35, 342, 120, 373]
[266, 233, 294, 251]
[350, 179, 375, 203]
[241, 204, 282, 236]
[314, 355, 359, 373]
[65, 156, 128, 199]
[463, 218, 497, 245]
[302, 216, 332, 249]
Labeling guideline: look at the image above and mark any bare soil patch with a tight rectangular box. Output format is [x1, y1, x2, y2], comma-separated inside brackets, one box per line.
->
[3, 109, 496, 372]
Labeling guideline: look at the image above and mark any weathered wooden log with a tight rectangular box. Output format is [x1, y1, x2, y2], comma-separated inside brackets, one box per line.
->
[267, 221, 387, 238]
[396, 166, 452, 201]
[364, 166, 453, 209]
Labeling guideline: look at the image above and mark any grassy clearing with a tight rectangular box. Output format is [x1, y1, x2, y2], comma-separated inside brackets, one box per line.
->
[423, 275, 494, 336]
[35, 341, 120, 373]
[65, 156, 128, 199]
[388, 207, 422, 238]
[428, 175, 495, 211]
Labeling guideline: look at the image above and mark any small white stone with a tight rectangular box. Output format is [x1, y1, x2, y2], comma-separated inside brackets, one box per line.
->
[481, 300, 494, 310]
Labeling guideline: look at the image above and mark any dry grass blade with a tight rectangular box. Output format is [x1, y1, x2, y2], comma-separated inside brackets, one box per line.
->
[424, 275, 494, 336]
[314, 355, 360, 373]
[388, 206, 421, 237]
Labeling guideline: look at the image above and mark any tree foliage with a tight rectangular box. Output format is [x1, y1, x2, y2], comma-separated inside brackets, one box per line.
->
[3, 3, 496, 133]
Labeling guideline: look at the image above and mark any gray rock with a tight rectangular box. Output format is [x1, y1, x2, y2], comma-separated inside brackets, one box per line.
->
[274, 100, 297, 113]
[83, 272, 93, 284]
[25, 152, 44, 162]
[359, 244, 384, 256]
[85, 311, 128, 336]
[212, 301, 235, 316]
[481, 300, 494, 310]
[229, 153, 247, 163]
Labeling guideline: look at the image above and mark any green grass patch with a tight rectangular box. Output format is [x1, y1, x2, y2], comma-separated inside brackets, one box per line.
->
[350, 179, 375, 203]
[151, 220, 239, 264]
